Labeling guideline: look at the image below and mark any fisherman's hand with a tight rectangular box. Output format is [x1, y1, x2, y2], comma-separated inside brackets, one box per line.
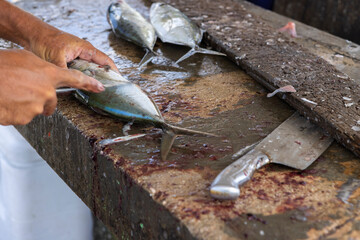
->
[0, 49, 105, 125]
[0, 1, 118, 72]
[29, 29, 119, 72]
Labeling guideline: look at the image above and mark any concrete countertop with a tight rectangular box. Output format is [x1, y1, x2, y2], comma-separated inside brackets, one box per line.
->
[2, 0, 360, 239]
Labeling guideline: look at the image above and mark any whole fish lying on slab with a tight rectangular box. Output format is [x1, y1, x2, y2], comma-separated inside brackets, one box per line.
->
[150, 2, 226, 64]
[107, 0, 157, 67]
[68, 59, 217, 160]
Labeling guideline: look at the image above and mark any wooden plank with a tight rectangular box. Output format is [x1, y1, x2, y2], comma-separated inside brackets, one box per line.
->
[151, 0, 360, 157]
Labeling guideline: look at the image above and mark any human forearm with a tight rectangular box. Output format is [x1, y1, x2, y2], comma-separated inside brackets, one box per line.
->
[0, 0, 118, 71]
[0, 0, 60, 49]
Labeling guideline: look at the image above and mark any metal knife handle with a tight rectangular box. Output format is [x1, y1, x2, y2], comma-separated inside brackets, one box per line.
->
[210, 149, 270, 200]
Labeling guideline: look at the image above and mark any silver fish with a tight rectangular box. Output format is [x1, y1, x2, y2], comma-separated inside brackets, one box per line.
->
[107, 0, 157, 67]
[69, 59, 216, 160]
[150, 2, 226, 64]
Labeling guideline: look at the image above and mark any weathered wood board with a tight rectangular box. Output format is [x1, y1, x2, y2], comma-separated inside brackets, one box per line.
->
[1, 0, 360, 239]
[153, 0, 360, 158]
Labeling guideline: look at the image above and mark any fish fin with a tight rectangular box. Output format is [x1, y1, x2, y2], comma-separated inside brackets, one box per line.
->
[122, 121, 134, 136]
[160, 129, 177, 161]
[98, 133, 146, 147]
[175, 45, 226, 64]
[138, 49, 156, 68]
[165, 123, 218, 137]
[160, 124, 218, 160]
[175, 48, 197, 64]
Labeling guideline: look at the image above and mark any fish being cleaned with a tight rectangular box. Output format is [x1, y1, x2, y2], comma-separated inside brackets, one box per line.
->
[69, 59, 216, 160]
[107, 0, 157, 67]
[150, 2, 226, 64]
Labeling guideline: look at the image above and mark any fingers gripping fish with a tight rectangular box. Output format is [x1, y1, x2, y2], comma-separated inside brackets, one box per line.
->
[107, 0, 157, 67]
[150, 3, 226, 64]
[69, 59, 216, 160]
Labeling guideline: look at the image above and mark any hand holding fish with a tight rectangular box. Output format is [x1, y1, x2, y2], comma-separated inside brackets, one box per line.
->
[0, 0, 120, 125]
[0, 49, 105, 125]
[0, 0, 118, 72]
[29, 30, 119, 73]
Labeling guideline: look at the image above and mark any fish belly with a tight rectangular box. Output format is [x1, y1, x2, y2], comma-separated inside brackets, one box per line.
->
[76, 84, 163, 124]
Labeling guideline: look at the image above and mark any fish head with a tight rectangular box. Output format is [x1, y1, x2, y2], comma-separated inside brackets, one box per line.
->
[108, 2, 121, 14]
[107, 2, 121, 26]
[150, 2, 202, 48]
[107, 1, 156, 51]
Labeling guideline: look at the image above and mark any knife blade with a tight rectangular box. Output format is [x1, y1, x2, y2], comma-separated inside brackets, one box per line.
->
[56, 88, 77, 93]
[210, 112, 333, 200]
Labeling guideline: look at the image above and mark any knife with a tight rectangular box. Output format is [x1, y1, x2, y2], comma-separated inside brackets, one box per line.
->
[210, 112, 333, 200]
[56, 88, 77, 93]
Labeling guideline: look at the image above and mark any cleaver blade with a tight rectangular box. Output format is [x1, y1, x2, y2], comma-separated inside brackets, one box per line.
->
[210, 112, 333, 200]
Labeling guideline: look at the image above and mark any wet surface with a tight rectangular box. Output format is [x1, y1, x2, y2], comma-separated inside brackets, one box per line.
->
[160, 0, 360, 158]
[12, 0, 295, 170]
[3, 0, 360, 239]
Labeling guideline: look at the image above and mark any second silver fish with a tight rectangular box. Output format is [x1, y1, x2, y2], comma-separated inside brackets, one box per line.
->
[107, 0, 157, 67]
[150, 3, 226, 64]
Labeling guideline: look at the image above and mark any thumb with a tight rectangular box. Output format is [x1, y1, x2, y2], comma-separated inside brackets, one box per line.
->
[55, 68, 105, 93]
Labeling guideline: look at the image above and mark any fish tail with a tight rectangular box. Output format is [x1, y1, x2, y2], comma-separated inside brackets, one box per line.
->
[175, 48, 197, 64]
[160, 123, 218, 161]
[138, 49, 156, 68]
[175, 45, 226, 64]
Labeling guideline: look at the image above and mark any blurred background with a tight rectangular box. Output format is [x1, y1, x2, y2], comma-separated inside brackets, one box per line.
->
[249, 0, 360, 44]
